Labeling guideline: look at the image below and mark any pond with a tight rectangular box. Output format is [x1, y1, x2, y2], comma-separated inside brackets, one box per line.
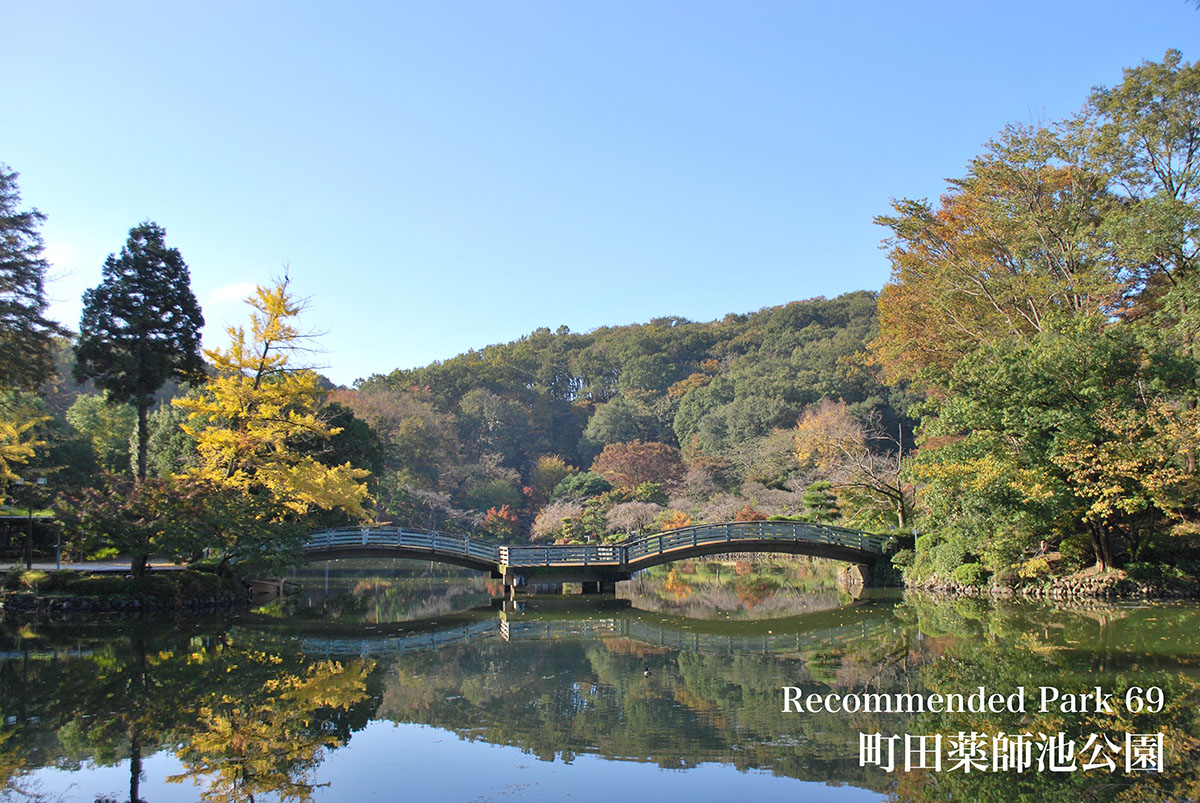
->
[1, 559, 1197, 802]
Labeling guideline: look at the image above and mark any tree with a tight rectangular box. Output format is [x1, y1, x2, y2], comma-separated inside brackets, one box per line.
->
[871, 124, 1121, 388]
[801, 482, 840, 523]
[56, 475, 192, 576]
[75, 222, 206, 481]
[142, 402, 199, 478]
[551, 470, 612, 501]
[175, 278, 369, 518]
[0, 164, 62, 391]
[605, 501, 664, 535]
[0, 392, 46, 502]
[65, 393, 136, 473]
[529, 454, 573, 506]
[794, 400, 911, 528]
[589, 440, 684, 490]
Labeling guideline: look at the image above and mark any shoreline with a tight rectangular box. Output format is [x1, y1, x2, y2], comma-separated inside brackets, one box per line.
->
[905, 568, 1198, 601]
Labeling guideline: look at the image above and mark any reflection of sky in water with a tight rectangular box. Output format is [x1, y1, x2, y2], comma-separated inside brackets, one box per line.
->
[6, 581, 1200, 802]
[24, 722, 884, 802]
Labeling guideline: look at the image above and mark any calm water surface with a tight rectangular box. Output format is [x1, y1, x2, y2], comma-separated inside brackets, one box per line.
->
[1, 559, 1198, 802]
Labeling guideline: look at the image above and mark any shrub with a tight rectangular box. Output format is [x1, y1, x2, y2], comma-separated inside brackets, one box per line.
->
[65, 575, 133, 596]
[1, 570, 22, 591]
[1017, 557, 1051, 581]
[951, 562, 988, 587]
[1058, 534, 1093, 572]
[18, 571, 48, 589]
[38, 570, 77, 593]
[890, 548, 915, 570]
[992, 568, 1020, 588]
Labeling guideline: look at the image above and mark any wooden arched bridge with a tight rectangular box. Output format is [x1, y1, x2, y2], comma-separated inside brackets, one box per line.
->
[303, 521, 886, 594]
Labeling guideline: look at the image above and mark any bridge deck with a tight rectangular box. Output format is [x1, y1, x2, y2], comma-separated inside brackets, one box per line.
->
[304, 521, 885, 581]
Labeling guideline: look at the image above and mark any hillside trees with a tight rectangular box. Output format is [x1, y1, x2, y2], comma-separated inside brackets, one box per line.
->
[75, 222, 206, 481]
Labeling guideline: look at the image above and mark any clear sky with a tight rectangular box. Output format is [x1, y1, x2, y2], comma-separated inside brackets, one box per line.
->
[4, 1, 1196, 386]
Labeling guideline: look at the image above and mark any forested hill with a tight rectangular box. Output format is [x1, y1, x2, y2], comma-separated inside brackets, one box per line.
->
[339, 290, 914, 539]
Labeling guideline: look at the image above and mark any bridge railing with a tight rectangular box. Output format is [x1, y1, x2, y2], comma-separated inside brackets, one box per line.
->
[498, 544, 624, 567]
[304, 526, 500, 564]
[496, 521, 884, 567]
[306, 521, 885, 569]
[623, 520, 885, 562]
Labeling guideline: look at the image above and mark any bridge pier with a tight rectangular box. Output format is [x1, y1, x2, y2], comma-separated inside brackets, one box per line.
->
[837, 562, 882, 590]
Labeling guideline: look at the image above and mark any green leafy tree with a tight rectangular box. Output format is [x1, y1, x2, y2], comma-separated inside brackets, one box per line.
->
[142, 402, 199, 477]
[551, 470, 611, 501]
[65, 393, 136, 474]
[75, 222, 206, 481]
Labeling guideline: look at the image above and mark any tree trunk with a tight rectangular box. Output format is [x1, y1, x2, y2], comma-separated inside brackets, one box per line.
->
[1089, 523, 1117, 571]
[129, 724, 142, 803]
[136, 400, 150, 483]
[131, 552, 148, 578]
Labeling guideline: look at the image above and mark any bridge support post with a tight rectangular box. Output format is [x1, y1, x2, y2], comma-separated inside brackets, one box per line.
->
[599, 579, 617, 594]
[838, 563, 881, 590]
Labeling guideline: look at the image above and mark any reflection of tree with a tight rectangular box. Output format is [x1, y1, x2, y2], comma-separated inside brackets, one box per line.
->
[893, 596, 1200, 802]
[168, 658, 374, 802]
[3, 596, 1200, 802]
[270, 570, 493, 625]
[372, 617, 909, 788]
[0, 621, 377, 803]
[621, 559, 846, 620]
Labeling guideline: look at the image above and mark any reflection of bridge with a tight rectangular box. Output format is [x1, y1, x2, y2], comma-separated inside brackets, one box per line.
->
[296, 611, 894, 660]
[303, 521, 886, 593]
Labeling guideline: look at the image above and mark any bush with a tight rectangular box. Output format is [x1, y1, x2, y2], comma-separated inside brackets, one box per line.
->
[1059, 533, 1093, 572]
[65, 575, 134, 596]
[950, 562, 988, 587]
[1, 570, 22, 591]
[1017, 557, 1051, 581]
[18, 571, 48, 589]
[992, 568, 1020, 588]
[890, 548, 915, 569]
[1125, 562, 1198, 592]
[38, 570, 77, 592]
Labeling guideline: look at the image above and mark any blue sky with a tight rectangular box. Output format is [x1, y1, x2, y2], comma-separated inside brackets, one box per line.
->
[5, 1, 1196, 386]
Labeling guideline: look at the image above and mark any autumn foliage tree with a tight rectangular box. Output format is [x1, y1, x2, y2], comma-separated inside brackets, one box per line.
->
[175, 278, 369, 518]
[589, 440, 684, 490]
[872, 52, 1200, 574]
[794, 400, 910, 528]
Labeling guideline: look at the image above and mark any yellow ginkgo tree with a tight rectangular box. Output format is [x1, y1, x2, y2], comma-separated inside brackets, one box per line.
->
[175, 277, 369, 518]
[0, 392, 46, 505]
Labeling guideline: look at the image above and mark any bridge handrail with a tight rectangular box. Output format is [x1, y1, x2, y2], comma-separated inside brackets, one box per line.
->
[303, 526, 501, 563]
[305, 521, 886, 569]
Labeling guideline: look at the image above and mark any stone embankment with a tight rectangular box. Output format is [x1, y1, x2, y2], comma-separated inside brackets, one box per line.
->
[0, 588, 249, 616]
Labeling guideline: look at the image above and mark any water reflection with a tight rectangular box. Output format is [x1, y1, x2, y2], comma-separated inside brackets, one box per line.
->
[619, 557, 853, 620]
[0, 565, 1197, 802]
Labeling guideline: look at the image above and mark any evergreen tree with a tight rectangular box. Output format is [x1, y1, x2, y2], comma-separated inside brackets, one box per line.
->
[75, 222, 205, 481]
[0, 164, 62, 391]
[802, 481, 840, 523]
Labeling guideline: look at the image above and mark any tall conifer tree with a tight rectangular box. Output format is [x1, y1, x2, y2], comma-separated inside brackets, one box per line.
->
[0, 164, 61, 391]
[75, 222, 205, 481]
